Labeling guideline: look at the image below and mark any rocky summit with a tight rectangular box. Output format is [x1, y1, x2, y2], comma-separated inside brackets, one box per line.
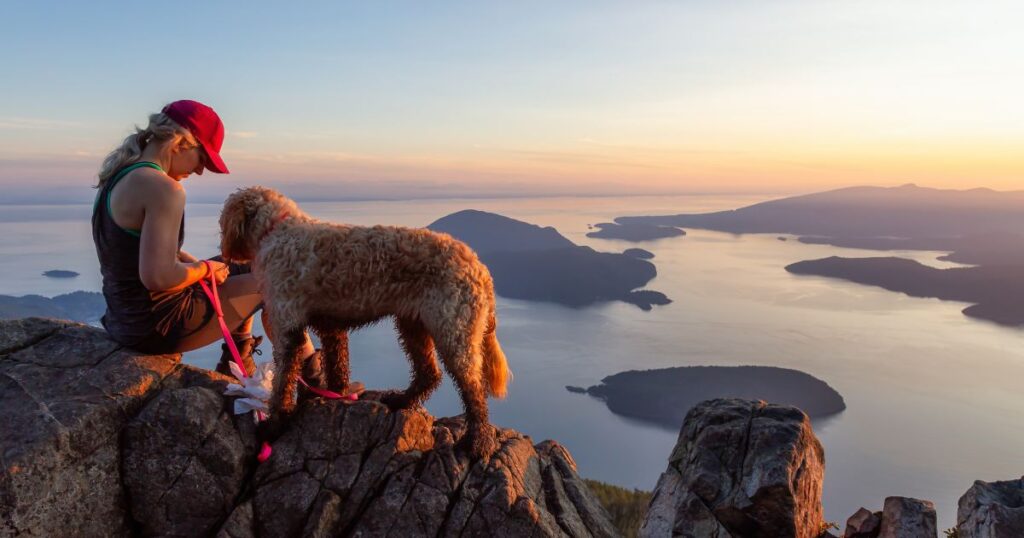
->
[0, 318, 617, 538]
[3, 317, 1024, 538]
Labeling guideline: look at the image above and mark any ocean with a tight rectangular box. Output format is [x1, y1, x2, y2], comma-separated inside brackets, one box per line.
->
[4, 193, 1023, 529]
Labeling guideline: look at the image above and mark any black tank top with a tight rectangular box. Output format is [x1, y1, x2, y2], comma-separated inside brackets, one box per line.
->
[92, 162, 197, 347]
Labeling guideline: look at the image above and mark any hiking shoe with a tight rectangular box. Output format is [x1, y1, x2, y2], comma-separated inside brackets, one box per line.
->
[216, 334, 263, 379]
[302, 349, 326, 388]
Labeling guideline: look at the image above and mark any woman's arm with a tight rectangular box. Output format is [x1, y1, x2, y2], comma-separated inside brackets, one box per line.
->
[177, 249, 199, 263]
[137, 175, 214, 291]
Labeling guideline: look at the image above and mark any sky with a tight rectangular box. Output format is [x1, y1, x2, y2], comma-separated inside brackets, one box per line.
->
[2, 0, 1023, 203]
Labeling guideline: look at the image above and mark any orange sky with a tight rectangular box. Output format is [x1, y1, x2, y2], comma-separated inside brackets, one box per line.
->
[2, 2, 1022, 201]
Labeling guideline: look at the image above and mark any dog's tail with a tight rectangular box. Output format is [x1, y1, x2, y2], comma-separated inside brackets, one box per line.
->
[482, 308, 511, 399]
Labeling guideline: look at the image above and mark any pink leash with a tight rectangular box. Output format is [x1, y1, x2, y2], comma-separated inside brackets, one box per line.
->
[198, 261, 356, 463]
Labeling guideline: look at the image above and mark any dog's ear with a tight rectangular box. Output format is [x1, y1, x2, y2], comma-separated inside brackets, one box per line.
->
[220, 190, 254, 262]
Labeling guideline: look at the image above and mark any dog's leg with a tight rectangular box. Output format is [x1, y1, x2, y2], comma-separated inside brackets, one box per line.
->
[436, 332, 497, 459]
[261, 328, 307, 441]
[451, 367, 498, 460]
[319, 326, 350, 393]
[381, 317, 441, 411]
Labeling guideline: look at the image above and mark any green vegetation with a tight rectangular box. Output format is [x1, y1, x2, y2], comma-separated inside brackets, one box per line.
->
[817, 520, 839, 536]
[584, 479, 652, 538]
[944, 528, 961, 538]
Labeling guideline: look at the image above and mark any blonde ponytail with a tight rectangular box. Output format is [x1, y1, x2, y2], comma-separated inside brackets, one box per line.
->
[95, 112, 197, 188]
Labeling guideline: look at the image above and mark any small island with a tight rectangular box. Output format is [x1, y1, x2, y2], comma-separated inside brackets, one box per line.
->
[573, 365, 845, 430]
[585, 222, 685, 242]
[42, 270, 79, 278]
[622, 248, 655, 259]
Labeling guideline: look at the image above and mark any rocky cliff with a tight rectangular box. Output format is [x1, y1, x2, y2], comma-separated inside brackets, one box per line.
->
[0, 318, 617, 538]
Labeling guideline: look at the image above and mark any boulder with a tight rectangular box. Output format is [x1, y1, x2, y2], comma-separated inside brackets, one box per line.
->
[878, 497, 936, 538]
[957, 476, 1024, 537]
[845, 507, 881, 538]
[0, 318, 182, 537]
[639, 398, 825, 538]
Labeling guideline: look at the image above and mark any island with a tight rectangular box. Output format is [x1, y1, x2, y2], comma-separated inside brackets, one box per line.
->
[786, 256, 1024, 326]
[622, 248, 655, 259]
[42, 269, 79, 278]
[586, 222, 685, 242]
[0, 291, 104, 323]
[574, 365, 845, 430]
[429, 210, 671, 310]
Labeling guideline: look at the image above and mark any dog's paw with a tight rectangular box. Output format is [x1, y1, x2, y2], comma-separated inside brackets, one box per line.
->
[379, 391, 413, 411]
[460, 423, 499, 460]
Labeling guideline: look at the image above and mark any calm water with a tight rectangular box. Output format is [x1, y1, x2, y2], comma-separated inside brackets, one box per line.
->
[4, 194, 1022, 529]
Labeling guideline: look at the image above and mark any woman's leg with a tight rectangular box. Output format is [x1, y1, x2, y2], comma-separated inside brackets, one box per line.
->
[171, 273, 314, 357]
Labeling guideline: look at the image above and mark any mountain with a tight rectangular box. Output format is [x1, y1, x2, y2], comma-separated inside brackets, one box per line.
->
[611, 184, 1024, 324]
[617, 184, 1024, 239]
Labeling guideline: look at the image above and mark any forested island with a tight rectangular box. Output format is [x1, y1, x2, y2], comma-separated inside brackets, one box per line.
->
[575, 365, 845, 429]
[429, 210, 670, 310]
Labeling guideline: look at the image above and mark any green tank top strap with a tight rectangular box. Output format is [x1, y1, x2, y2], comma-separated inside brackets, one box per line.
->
[99, 161, 165, 237]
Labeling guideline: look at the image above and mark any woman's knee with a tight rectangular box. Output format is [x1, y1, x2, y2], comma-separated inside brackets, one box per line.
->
[218, 275, 263, 326]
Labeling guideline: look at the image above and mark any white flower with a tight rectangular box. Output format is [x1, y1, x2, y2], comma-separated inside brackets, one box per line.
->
[224, 360, 275, 420]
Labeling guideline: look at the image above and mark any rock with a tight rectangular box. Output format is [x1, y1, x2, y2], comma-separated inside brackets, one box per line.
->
[957, 476, 1024, 537]
[238, 400, 619, 538]
[845, 507, 882, 538]
[122, 383, 254, 537]
[878, 497, 937, 538]
[0, 318, 181, 537]
[0, 317, 617, 538]
[639, 398, 825, 538]
[566, 385, 587, 394]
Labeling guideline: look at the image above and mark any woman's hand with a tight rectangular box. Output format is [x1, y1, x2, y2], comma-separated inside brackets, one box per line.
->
[204, 260, 230, 285]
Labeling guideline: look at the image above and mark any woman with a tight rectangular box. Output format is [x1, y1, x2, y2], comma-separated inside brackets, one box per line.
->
[91, 100, 314, 375]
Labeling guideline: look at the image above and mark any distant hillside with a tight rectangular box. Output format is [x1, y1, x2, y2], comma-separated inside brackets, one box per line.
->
[617, 184, 1024, 239]
[612, 184, 1024, 324]
[0, 291, 104, 323]
[429, 210, 670, 310]
[577, 365, 845, 430]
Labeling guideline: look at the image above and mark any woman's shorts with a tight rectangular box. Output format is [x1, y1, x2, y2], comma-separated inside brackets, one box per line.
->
[132, 259, 259, 354]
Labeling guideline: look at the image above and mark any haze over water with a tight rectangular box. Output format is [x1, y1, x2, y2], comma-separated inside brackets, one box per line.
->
[3, 194, 1022, 528]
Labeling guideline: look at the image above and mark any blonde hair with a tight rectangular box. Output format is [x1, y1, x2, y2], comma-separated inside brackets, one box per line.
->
[95, 112, 198, 188]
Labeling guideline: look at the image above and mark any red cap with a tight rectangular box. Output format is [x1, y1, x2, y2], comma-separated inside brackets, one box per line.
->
[162, 100, 230, 174]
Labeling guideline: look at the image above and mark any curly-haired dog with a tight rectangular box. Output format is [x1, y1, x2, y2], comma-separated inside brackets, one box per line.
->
[219, 186, 511, 458]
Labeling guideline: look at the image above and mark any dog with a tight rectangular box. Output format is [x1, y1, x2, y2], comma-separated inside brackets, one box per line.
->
[219, 186, 511, 458]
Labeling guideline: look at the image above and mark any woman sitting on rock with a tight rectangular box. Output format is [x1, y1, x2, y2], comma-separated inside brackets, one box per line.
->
[90, 100, 315, 375]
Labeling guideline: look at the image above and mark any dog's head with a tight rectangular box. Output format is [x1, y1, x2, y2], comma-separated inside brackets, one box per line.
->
[219, 186, 304, 263]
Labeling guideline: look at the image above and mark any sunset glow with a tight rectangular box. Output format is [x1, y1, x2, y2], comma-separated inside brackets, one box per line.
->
[2, 1, 1022, 202]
